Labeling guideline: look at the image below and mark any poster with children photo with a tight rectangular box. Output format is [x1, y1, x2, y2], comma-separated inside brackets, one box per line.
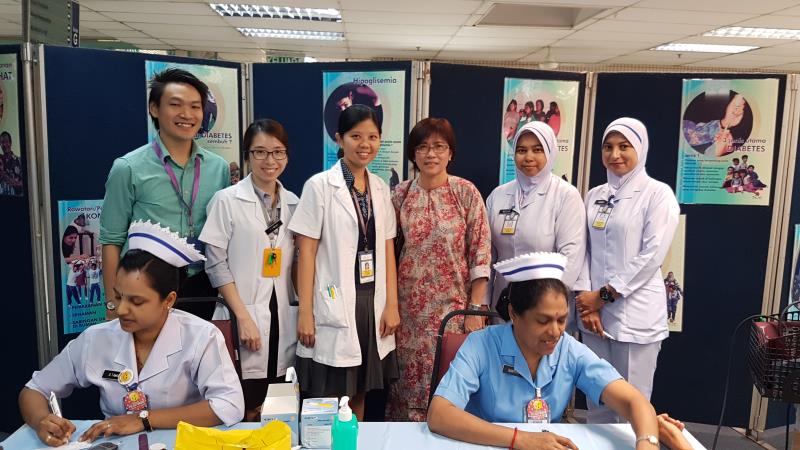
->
[58, 200, 106, 334]
[662, 215, 686, 332]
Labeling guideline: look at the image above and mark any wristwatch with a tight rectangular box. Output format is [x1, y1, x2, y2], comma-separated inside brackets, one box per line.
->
[599, 286, 615, 304]
[635, 435, 659, 447]
[139, 410, 153, 432]
[468, 303, 483, 311]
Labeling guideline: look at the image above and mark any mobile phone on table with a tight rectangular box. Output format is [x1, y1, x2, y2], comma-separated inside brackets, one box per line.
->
[88, 443, 119, 450]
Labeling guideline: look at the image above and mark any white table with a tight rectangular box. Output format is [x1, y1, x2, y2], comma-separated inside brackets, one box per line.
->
[1, 420, 707, 449]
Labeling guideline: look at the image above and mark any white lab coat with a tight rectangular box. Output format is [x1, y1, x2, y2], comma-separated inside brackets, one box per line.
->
[574, 174, 680, 344]
[26, 309, 244, 425]
[485, 175, 586, 307]
[200, 174, 299, 380]
[288, 162, 396, 367]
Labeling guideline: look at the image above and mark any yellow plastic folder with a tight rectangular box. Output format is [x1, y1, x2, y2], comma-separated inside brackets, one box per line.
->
[174, 420, 292, 450]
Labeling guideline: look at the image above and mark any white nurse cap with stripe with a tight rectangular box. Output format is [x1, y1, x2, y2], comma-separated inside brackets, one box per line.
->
[493, 252, 567, 282]
[127, 220, 206, 268]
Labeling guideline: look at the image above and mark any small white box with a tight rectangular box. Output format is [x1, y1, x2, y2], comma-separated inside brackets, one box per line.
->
[301, 397, 338, 448]
[261, 382, 299, 446]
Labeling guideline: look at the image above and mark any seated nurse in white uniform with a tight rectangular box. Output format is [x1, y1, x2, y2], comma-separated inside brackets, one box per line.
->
[428, 252, 661, 450]
[18, 221, 244, 447]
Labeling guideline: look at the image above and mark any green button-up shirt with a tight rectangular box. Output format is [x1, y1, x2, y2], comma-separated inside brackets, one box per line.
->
[99, 134, 230, 251]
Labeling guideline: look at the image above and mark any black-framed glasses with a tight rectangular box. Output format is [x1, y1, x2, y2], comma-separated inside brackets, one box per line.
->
[249, 149, 288, 160]
[415, 143, 450, 155]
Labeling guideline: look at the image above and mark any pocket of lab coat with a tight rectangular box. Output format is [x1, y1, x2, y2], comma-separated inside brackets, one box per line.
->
[240, 303, 270, 375]
[313, 287, 348, 328]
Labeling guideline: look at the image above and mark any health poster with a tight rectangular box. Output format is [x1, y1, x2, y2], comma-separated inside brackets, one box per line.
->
[663, 215, 686, 332]
[676, 78, 779, 206]
[145, 61, 241, 185]
[0, 53, 22, 197]
[788, 225, 800, 311]
[500, 78, 579, 184]
[58, 200, 106, 334]
[322, 71, 405, 189]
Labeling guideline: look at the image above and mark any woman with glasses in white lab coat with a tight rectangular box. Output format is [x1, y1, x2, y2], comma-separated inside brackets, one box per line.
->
[574, 117, 680, 423]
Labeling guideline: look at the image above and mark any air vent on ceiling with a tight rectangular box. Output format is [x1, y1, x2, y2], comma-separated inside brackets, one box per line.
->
[476, 3, 606, 28]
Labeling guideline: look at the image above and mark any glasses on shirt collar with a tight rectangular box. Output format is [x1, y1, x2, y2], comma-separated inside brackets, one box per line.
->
[249, 148, 288, 161]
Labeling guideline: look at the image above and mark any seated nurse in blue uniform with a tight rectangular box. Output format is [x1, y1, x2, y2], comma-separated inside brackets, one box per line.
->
[428, 252, 661, 450]
[18, 221, 244, 447]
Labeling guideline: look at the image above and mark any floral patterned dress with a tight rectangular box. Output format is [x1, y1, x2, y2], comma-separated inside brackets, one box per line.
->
[386, 176, 491, 421]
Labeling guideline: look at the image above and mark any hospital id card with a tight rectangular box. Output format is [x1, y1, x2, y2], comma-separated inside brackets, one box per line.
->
[358, 251, 374, 284]
[501, 214, 519, 235]
[262, 248, 282, 277]
[592, 207, 612, 230]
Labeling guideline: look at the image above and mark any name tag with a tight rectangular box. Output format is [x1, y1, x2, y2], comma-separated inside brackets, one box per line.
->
[592, 209, 611, 229]
[501, 215, 519, 235]
[102, 370, 121, 380]
[265, 219, 282, 235]
[358, 251, 375, 284]
[262, 248, 282, 278]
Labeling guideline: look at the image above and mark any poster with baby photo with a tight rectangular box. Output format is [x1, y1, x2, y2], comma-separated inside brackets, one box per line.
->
[676, 78, 779, 206]
[662, 215, 686, 332]
[58, 200, 106, 334]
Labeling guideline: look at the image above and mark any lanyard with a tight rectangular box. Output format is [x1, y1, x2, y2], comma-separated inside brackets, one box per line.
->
[349, 178, 372, 251]
[151, 141, 201, 238]
[255, 185, 282, 249]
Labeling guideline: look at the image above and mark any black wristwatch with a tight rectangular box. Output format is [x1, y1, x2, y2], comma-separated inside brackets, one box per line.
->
[139, 410, 153, 432]
[599, 286, 615, 304]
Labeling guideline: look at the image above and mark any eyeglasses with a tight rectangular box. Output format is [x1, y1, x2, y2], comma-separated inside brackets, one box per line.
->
[415, 143, 450, 155]
[249, 149, 287, 160]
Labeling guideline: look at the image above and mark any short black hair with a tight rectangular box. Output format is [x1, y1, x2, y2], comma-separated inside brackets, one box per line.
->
[117, 249, 181, 299]
[496, 278, 568, 320]
[336, 104, 381, 159]
[0, 131, 11, 142]
[148, 68, 209, 130]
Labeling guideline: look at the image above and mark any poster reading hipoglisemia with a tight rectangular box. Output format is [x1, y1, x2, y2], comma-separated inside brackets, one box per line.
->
[322, 71, 406, 189]
[145, 61, 241, 185]
[662, 215, 686, 332]
[500, 78, 580, 185]
[58, 200, 106, 334]
[676, 78, 779, 206]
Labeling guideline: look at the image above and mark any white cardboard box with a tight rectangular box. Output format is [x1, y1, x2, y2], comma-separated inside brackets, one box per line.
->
[301, 397, 338, 448]
[261, 382, 299, 446]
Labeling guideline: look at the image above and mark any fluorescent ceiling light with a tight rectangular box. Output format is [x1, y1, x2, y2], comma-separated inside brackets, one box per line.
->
[651, 43, 758, 53]
[304, 56, 317, 62]
[705, 26, 800, 40]
[238, 28, 345, 40]
[211, 4, 342, 22]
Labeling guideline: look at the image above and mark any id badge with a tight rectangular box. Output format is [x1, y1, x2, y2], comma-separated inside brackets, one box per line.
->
[501, 214, 519, 235]
[525, 397, 550, 423]
[262, 248, 282, 278]
[592, 207, 611, 230]
[358, 251, 375, 284]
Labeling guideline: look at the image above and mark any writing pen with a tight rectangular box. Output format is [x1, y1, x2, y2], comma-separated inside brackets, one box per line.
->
[48, 391, 62, 418]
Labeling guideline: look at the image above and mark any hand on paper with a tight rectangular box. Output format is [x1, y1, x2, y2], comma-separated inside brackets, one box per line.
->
[36, 413, 76, 447]
[297, 310, 315, 348]
[238, 315, 262, 352]
[379, 304, 400, 338]
[515, 430, 578, 450]
[79, 414, 142, 442]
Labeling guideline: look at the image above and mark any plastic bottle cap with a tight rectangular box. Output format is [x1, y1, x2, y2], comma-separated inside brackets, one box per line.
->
[338, 396, 353, 422]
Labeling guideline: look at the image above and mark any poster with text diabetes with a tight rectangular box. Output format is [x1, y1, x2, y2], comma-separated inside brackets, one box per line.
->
[322, 71, 406, 188]
[676, 78, 779, 206]
[145, 61, 241, 168]
[58, 200, 106, 334]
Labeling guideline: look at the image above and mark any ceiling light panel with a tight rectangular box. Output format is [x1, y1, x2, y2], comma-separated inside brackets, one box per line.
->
[704, 26, 800, 39]
[651, 43, 758, 53]
[211, 4, 342, 22]
[238, 27, 345, 40]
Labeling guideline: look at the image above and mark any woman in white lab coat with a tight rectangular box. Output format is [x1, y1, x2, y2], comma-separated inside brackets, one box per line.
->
[19, 221, 244, 447]
[574, 117, 680, 423]
[485, 121, 586, 318]
[289, 105, 400, 420]
[201, 119, 299, 418]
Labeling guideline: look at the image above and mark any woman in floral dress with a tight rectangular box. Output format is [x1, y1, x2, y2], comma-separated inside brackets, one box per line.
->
[386, 118, 491, 421]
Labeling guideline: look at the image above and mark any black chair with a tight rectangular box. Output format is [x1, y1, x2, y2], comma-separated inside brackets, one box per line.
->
[175, 296, 241, 375]
[428, 309, 500, 407]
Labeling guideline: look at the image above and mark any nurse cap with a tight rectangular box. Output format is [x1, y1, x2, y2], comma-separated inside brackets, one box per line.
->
[127, 220, 206, 268]
[493, 252, 567, 282]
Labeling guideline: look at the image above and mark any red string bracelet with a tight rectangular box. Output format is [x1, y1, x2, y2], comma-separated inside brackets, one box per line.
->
[509, 427, 518, 449]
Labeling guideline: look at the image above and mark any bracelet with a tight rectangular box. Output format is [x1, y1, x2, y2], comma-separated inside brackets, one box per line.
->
[509, 427, 518, 449]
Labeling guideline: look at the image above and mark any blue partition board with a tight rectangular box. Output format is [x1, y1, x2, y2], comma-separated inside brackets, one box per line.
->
[251, 61, 412, 196]
[427, 63, 586, 199]
[40, 46, 242, 419]
[0, 44, 38, 433]
[592, 73, 786, 428]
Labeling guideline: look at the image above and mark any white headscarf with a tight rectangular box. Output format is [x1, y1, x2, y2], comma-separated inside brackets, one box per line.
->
[512, 121, 557, 197]
[602, 117, 649, 194]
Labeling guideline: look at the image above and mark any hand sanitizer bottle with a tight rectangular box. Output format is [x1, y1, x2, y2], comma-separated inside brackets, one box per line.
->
[331, 396, 358, 450]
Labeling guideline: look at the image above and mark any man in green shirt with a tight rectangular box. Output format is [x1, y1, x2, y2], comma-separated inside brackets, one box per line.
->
[100, 69, 229, 313]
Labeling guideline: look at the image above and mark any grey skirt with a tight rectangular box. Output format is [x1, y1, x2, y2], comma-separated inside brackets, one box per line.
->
[296, 285, 399, 398]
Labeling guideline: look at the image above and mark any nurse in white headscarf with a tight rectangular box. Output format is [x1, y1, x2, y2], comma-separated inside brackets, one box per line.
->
[485, 122, 586, 319]
[574, 117, 680, 423]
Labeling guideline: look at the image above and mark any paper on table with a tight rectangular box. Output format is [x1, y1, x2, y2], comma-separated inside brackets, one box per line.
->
[35, 441, 91, 450]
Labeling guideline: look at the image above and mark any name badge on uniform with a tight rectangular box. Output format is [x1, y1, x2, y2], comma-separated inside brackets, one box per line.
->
[118, 369, 149, 413]
[358, 251, 374, 284]
[262, 248, 282, 278]
[592, 207, 612, 229]
[501, 211, 519, 235]
[102, 370, 121, 380]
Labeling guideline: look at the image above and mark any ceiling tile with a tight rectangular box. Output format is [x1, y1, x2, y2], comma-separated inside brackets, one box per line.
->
[80, 1, 214, 15]
[131, 23, 245, 40]
[79, 9, 112, 22]
[339, 0, 480, 14]
[342, 10, 469, 26]
[99, 29, 151, 39]
[454, 26, 572, 40]
[345, 23, 457, 36]
[733, 15, 800, 28]
[162, 38, 263, 49]
[82, 21, 134, 31]
[634, 0, 800, 14]
[104, 12, 228, 26]
[601, 50, 724, 64]
[582, 19, 712, 36]
[554, 38, 658, 50]
[607, 7, 751, 25]
[345, 33, 451, 46]
[221, 16, 344, 31]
